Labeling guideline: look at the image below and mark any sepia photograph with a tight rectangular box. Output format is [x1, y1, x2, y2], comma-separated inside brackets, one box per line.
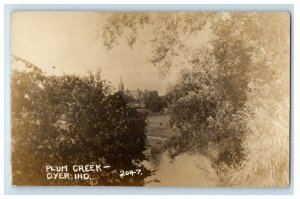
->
[10, 11, 290, 187]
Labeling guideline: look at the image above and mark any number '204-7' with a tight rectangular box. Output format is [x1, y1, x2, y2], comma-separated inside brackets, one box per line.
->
[119, 169, 142, 177]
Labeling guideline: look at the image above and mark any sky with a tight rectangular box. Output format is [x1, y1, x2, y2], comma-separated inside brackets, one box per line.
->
[11, 12, 210, 95]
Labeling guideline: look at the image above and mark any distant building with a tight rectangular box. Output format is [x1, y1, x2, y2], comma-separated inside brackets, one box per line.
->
[118, 76, 142, 99]
[118, 76, 163, 112]
[118, 76, 124, 92]
[126, 88, 142, 100]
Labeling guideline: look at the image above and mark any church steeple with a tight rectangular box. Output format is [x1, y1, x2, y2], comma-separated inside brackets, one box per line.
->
[118, 76, 124, 92]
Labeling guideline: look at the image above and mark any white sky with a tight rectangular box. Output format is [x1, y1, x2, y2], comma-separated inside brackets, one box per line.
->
[11, 12, 210, 95]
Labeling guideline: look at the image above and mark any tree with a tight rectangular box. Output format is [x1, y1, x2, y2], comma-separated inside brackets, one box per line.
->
[11, 57, 151, 185]
[221, 13, 290, 187]
[102, 12, 216, 75]
[11, 56, 49, 185]
[102, 13, 250, 165]
[101, 12, 290, 186]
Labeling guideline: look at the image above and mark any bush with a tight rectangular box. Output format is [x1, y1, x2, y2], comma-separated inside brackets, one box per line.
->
[11, 57, 151, 185]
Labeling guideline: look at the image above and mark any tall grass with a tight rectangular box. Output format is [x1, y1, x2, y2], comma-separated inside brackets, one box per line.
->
[225, 44, 290, 187]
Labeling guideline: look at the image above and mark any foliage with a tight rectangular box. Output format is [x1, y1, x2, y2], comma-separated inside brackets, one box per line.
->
[11, 57, 151, 185]
[220, 13, 290, 187]
[165, 46, 248, 165]
[102, 12, 290, 186]
[11, 56, 48, 185]
[102, 12, 215, 75]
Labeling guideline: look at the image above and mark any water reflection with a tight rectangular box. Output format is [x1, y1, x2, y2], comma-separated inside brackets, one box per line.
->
[143, 152, 220, 186]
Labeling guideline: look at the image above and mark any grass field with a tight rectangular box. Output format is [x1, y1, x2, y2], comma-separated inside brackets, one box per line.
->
[146, 113, 178, 160]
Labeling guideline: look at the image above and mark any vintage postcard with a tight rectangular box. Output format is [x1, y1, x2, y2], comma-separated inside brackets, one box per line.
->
[10, 11, 290, 186]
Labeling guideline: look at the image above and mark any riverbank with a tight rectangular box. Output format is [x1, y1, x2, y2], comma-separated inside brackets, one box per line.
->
[145, 112, 220, 186]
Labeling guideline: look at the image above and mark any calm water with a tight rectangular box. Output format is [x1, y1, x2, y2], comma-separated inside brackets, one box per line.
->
[145, 113, 220, 186]
[143, 152, 220, 186]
